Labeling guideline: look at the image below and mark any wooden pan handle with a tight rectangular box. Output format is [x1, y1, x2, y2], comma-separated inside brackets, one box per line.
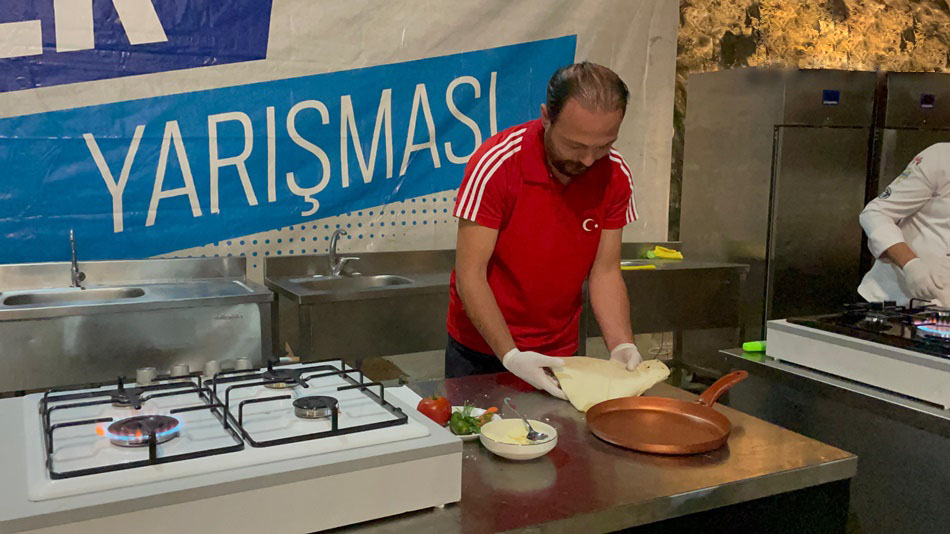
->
[696, 370, 749, 407]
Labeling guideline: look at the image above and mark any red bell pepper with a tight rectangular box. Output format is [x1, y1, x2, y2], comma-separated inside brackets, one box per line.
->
[416, 395, 451, 426]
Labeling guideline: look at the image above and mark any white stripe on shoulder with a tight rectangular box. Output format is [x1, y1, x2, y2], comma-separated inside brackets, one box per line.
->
[461, 132, 524, 218]
[609, 149, 637, 221]
[456, 128, 526, 218]
[609, 149, 638, 222]
[468, 145, 522, 220]
[461, 134, 524, 219]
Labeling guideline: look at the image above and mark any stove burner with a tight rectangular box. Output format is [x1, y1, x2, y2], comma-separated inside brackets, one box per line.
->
[915, 312, 950, 340]
[108, 377, 149, 408]
[111, 390, 143, 407]
[261, 362, 308, 389]
[106, 415, 180, 447]
[263, 381, 296, 389]
[857, 315, 893, 332]
[293, 396, 338, 419]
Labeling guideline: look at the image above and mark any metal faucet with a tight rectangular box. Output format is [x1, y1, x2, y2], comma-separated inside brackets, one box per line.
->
[328, 229, 359, 277]
[69, 229, 86, 289]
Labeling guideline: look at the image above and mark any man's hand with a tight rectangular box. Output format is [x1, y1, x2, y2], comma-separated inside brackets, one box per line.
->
[502, 349, 567, 399]
[900, 257, 950, 301]
[609, 343, 643, 371]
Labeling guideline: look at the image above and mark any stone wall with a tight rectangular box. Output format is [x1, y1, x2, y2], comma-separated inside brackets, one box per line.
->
[672, 0, 950, 237]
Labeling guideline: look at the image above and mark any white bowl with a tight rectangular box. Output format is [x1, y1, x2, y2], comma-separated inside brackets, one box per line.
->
[478, 418, 557, 461]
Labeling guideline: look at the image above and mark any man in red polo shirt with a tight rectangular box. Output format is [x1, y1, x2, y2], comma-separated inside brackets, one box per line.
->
[446, 62, 641, 398]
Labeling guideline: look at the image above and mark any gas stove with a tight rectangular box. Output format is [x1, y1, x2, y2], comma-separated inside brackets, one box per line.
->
[787, 301, 950, 359]
[767, 301, 950, 409]
[1, 360, 461, 533]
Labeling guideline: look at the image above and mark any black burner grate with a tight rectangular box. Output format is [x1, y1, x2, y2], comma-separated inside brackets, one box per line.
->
[209, 360, 408, 447]
[37, 360, 410, 479]
[39, 375, 243, 480]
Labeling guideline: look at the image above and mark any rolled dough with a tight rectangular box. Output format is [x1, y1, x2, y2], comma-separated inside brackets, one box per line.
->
[553, 357, 671, 412]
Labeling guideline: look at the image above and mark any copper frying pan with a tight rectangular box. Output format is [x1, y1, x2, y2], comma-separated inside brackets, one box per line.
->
[585, 370, 749, 455]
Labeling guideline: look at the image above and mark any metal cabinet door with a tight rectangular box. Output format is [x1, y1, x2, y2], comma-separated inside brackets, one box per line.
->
[767, 126, 870, 323]
[877, 129, 950, 194]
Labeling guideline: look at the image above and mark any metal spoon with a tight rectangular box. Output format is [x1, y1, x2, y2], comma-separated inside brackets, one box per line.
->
[503, 397, 548, 442]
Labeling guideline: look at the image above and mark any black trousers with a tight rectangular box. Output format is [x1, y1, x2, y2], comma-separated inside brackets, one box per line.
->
[444, 335, 506, 378]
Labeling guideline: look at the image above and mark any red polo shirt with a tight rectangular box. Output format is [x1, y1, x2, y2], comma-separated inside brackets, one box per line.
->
[447, 118, 637, 356]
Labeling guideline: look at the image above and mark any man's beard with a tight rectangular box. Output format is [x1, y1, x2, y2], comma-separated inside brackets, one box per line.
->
[549, 156, 589, 177]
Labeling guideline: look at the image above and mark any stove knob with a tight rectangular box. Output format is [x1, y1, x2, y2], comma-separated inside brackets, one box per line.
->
[203, 360, 220, 378]
[136, 367, 157, 386]
[171, 364, 190, 377]
[235, 357, 253, 370]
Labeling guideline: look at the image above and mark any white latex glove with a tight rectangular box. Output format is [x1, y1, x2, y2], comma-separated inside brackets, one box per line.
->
[502, 349, 567, 400]
[935, 292, 949, 308]
[935, 280, 950, 308]
[901, 257, 950, 302]
[609, 343, 644, 371]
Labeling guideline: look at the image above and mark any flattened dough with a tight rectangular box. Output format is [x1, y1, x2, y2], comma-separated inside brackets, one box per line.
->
[553, 357, 671, 412]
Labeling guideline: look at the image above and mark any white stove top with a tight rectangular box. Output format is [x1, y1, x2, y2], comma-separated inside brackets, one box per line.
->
[25, 361, 430, 501]
[767, 319, 950, 409]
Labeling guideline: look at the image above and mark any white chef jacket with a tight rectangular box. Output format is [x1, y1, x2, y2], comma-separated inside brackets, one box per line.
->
[858, 143, 950, 305]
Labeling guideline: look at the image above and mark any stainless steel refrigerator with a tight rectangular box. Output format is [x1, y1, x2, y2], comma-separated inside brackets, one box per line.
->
[873, 71, 950, 195]
[680, 69, 878, 340]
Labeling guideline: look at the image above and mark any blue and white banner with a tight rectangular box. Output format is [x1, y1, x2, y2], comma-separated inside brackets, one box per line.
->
[0, 0, 273, 92]
[0, 0, 678, 269]
[0, 36, 576, 263]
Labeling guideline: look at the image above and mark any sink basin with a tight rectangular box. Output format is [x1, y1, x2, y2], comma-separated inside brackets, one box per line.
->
[3, 287, 146, 306]
[291, 275, 414, 292]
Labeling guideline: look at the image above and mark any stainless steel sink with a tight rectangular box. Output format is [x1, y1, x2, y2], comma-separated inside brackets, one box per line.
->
[0, 257, 273, 393]
[3, 287, 145, 306]
[290, 275, 414, 292]
[265, 251, 455, 362]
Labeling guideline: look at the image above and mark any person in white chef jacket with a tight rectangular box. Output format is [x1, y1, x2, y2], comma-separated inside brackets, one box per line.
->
[858, 143, 950, 307]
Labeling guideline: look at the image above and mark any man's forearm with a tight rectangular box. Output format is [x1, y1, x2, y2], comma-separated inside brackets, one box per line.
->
[881, 242, 917, 268]
[589, 269, 634, 350]
[457, 274, 516, 359]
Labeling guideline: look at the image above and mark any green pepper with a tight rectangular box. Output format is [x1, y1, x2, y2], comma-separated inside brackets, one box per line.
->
[449, 411, 471, 435]
[449, 403, 495, 436]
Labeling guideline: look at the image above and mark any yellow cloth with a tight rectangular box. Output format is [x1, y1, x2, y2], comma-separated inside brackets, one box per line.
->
[621, 264, 657, 271]
[651, 246, 683, 260]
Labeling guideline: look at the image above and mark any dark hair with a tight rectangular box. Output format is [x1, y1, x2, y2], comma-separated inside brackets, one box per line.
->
[545, 62, 629, 123]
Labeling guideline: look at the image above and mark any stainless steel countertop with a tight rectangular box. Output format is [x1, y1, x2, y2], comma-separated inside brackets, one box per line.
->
[265, 272, 451, 304]
[621, 258, 750, 271]
[0, 279, 272, 320]
[338, 372, 856, 533]
[265, 259, 747, 305]
[722, 348, 950, 439]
